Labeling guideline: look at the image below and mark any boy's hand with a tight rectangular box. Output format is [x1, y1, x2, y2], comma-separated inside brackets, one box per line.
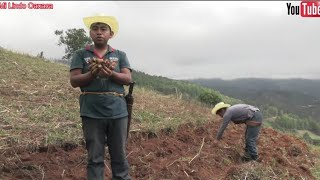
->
[89, 62, 100, 76]
[88, 57, 105, 76]
[104, 59, 118, 71]
[98, 64, 113, 78]
[109, 60, 118, 70]
[88, 58, 118, 78]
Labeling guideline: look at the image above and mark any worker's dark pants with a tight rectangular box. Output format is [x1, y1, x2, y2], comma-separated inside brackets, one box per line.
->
[82, 117, 130, 180]
[244, 111, 263, 160]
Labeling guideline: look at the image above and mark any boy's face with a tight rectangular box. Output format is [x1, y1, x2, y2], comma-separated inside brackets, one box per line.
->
[90, 22, 114, 46]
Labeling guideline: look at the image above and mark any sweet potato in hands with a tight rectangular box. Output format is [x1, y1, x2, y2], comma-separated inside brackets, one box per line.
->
[88, 57, 118, 78]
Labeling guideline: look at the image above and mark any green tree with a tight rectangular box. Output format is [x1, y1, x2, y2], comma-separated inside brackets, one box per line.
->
[263, 106, 278, 118]
[54, 28, 92, 60]
[198, 91, 222, 106]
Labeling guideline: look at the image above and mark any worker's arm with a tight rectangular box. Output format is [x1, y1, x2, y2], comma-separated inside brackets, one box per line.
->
[216, 113, 232, 140]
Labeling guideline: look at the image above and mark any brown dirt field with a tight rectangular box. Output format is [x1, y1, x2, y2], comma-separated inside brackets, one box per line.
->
[0, 121, 317, 180]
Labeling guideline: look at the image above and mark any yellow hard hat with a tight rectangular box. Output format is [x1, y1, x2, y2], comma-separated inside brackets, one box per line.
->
[83, 13, 119, 37]
[211, 102, 231, 115]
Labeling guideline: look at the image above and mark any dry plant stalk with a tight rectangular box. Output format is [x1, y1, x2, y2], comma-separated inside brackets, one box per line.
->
[189, 137, 205, 165]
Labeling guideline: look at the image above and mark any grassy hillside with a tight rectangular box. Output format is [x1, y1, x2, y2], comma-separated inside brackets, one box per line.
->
[0, 48, 224, 148]
[0, 48, 320, 179]
[132, 71, 241, 106]
[297, 130, 320, 140]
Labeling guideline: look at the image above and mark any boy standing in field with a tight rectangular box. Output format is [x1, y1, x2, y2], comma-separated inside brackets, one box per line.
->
[69, 14, 132, 180]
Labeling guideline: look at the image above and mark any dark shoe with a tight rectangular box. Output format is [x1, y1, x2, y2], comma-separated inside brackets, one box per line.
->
[241, 155, 258, 162]
[251, 155, 258, 160]
[241, 156, 253, 162]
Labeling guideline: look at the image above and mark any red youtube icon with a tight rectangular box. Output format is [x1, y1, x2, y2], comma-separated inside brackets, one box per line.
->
[301, 1, 320, 17]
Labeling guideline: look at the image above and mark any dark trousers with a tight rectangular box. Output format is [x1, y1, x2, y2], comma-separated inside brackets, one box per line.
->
[244, 111, 263, 160]
[82, 117, 131, 180]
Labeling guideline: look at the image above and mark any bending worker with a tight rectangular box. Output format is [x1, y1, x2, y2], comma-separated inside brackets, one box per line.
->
[212, 102, 263, 161]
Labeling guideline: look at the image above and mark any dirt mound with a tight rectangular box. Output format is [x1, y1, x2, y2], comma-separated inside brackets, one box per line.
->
[0, 121, 317, 180]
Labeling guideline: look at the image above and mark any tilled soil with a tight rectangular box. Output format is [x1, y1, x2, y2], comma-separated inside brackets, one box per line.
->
[0, 121, 316, 180]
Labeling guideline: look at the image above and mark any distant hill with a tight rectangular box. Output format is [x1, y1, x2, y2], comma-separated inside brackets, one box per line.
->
[190, 78, 320, 122]
[131, 71, 241, 106]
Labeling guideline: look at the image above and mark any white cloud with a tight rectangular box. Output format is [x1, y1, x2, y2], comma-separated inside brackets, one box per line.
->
[0, 1, 319, 79]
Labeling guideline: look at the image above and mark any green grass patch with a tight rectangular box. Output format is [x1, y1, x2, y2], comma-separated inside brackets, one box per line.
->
[297, 130, 320, 140]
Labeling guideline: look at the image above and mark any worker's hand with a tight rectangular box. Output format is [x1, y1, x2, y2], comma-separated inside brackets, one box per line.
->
[213, 139, 219, 145]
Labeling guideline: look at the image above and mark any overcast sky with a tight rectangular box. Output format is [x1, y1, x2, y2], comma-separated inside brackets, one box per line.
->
[0, 1, 319, 80]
